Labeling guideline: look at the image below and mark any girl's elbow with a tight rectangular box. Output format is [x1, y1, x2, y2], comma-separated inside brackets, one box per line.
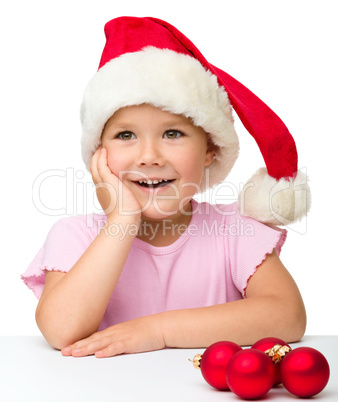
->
[35, 306, 84, 350]
[35, 313, 67, 350]
[287, 300, 307, 343]
[37, 324, 82, 351]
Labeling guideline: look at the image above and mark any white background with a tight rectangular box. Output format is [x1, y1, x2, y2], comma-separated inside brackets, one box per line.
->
[1, 0, 337, 336]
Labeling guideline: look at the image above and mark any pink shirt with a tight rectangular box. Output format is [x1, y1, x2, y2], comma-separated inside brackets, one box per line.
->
[22, 201, 286, 330]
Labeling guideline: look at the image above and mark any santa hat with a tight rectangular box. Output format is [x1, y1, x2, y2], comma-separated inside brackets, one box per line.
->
[80, 16, 311, 225]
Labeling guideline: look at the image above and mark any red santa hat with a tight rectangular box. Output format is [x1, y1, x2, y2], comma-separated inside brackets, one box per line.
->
[80, 16, 310, 225]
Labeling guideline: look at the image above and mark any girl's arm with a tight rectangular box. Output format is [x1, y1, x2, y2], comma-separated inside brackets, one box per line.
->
[35, 216, 138, 350]
[161, 249, 306, 347]
[62, 249, 306, 357]
[35, 148, 141, 350]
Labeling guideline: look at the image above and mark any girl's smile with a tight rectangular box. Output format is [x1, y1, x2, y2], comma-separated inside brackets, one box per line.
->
[101, 103, 215, 221]
[133, 178, 175, 191]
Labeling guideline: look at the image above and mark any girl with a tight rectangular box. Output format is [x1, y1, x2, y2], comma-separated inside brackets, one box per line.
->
[22, 16, 310, 358]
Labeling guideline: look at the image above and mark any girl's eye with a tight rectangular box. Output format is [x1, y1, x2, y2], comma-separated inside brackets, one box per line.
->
[164, 130, 183, 139]
[116, 131, 135, 140]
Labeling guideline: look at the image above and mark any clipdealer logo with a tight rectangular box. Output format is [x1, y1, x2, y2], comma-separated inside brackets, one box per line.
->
[31, 167, 309, 234]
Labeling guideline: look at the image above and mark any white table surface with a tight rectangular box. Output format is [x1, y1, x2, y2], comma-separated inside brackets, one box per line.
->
[0, 335, 337, 401]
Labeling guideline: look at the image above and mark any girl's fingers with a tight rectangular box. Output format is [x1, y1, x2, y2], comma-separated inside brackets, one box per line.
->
[97, 147, 115, 182]
[61, 327, 128, 358]
[90, 147, 102, 183]
[71, 338, 109, 357]
[63, 336, 123, 358]
[89, 147, 120, 216]
[61, 335, 93, 356]
[92, 147, 117, 185]
[95, 341, 125, 358]
[61, 330, 108, 356]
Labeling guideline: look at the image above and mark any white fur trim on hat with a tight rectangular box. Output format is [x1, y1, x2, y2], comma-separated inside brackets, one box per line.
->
[80, 47, 239, 192]
[238, 167, 311, 225]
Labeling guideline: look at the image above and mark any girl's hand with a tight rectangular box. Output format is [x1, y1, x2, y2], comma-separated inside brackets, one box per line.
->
[90, 147, 141, 222]
[61, 315, 166, 358]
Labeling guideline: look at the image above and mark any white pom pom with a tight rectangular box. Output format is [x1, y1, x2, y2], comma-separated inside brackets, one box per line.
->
[238, 168, 311, 225]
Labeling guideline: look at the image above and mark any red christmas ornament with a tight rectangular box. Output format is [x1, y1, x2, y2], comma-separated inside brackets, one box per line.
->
[225, 349, 275, 399]
[191, 341, 242, 390]
[280, 347, 330, 398]
[251, 337, 291, 385]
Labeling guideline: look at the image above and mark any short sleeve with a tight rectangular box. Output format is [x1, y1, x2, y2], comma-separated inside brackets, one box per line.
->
[225, 205, 287, 298]
[21, 215, 98, 299]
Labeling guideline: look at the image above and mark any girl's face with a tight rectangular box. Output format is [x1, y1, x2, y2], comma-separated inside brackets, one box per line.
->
[101, 104, 215, 220]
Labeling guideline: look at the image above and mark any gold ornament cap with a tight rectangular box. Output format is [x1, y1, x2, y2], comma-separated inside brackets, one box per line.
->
[265, 344, 291, 364]
[189, 354, 202, 370]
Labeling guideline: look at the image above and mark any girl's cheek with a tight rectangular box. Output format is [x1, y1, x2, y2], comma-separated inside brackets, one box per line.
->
[106, 151, 126, 175]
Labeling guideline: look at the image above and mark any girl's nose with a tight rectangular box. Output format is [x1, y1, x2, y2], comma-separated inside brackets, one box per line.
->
[135, 140, 165, 167]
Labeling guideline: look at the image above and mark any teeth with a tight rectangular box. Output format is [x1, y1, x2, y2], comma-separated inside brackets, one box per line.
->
[137, 179, 169, 184]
